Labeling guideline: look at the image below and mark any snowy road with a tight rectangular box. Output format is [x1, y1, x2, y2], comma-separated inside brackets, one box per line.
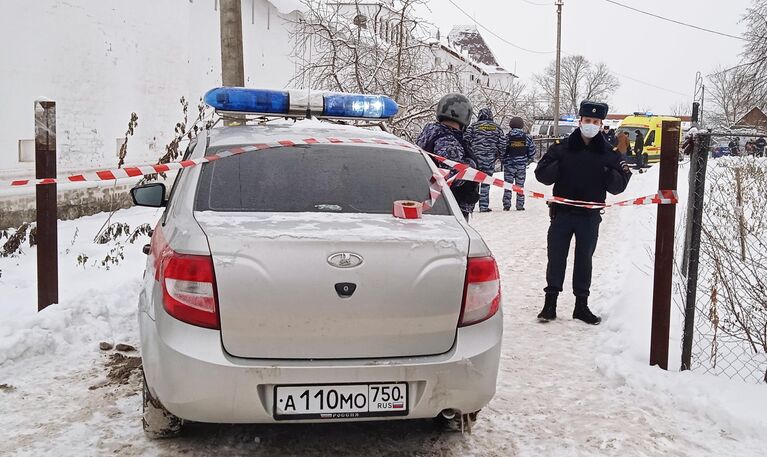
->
[1, 168, 766, 456]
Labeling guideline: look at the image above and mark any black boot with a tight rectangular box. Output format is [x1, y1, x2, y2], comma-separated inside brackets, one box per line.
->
[537, 293, 558, 322]
[573, 296, 601, 325]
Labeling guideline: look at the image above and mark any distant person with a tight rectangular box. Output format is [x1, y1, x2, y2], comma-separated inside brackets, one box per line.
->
[616, 131, 632, 157]
[464, 107, 505, 212]
[728, 137, 740, 156]
[756, 136, 766, 157]
[745, 139, 755, 156]
[603, 126, 616, 146]
[633, 130, 645, 169]
[416, 93, 479, 221]
[502, 117, 536, 211]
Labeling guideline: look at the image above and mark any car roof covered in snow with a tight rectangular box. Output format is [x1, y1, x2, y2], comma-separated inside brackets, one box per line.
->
[207, 118, 406, 149]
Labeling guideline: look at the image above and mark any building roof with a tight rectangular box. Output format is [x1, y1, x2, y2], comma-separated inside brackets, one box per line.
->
[733, 107, 767, 129]
[434, 25, 516, 79]
[447, 24, 500, 67]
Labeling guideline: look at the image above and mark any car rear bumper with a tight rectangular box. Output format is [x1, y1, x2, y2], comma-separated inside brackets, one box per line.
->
[140, 307, 502, 424]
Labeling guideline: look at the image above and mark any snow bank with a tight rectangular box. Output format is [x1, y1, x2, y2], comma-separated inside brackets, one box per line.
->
[0, 208, 161, 367]
[594, 161, 767, 440]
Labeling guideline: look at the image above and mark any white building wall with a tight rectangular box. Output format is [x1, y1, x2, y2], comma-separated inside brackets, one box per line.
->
[0, 0, 297, 174]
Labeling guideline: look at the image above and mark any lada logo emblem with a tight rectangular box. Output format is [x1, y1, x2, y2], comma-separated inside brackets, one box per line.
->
[327, 252, 363, 268]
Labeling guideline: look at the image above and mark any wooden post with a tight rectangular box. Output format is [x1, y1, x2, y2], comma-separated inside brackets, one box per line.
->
[649, 120, 680, 369]
[35, 99, 58, 311]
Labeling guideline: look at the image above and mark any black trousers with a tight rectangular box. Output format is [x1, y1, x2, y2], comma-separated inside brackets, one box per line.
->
[544, 206, 602, 297]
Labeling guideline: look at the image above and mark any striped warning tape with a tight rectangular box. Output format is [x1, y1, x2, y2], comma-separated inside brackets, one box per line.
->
[0, 136, 677, 209]
[428, 154, 678, 209]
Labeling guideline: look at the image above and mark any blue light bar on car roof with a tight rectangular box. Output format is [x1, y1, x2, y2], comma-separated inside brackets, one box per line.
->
[204, 87, 289, 114]
[323, 93, 399, 119]
[203, 87, 399, 119]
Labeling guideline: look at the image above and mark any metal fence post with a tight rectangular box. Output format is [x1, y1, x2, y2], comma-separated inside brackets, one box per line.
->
[35, 99, 58, 311]
[680, 133, 710, 370]
[680, 138, 699, 277]
[650, 120, 681, 370]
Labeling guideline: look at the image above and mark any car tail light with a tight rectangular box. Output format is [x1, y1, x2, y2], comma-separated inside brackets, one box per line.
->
[459, 256, 501, 327]
[161, 251, 220, 329]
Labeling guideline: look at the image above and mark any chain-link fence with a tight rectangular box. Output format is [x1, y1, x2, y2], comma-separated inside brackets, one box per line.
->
[679, 132, 767, 384]
[533, 137, 560, 162]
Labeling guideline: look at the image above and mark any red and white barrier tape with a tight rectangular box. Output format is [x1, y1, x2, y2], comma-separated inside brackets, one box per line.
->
[393, 200, 423, 219]
[0, 135, 677, 209]
[429, 154, 678, 209]
[0, 136, 417, 188]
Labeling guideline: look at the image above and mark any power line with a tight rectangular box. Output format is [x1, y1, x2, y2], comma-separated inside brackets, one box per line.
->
[602, 0, 746, 41]
[706, 56, 767, 77]
[445, 0, 691, 97]
[445, 0, 555, 54]
[613, 71, 689, 97]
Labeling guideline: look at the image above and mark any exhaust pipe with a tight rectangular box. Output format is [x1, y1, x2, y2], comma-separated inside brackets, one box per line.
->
[439, 408, 458, 420]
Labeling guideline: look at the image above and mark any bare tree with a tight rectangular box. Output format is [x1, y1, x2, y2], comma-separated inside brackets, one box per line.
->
[290, 0, 541, 139]
[291, 0, 453, 139]
[535, 55, 620, 115]
[707, 66, 760, 128]
[705, 0, 767, 128]
[740, 0, 767, 104]
[670, 101, 692, 117]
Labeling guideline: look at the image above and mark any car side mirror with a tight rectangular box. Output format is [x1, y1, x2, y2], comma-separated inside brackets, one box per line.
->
[131, 183, 167, 208]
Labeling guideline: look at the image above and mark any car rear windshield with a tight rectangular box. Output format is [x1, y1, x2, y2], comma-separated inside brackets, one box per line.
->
[194, 144, 451, 215]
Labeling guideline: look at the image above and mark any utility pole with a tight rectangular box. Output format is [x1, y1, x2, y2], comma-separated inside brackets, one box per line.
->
[553, 0, 563, 136]
[219, 0, 245, 87]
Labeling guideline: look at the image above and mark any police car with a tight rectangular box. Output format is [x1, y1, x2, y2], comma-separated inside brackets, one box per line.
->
[531, 115, 579, 138]
[131, 88, 502, 437]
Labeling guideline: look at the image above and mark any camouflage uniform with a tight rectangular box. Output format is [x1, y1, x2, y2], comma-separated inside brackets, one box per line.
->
[502, 128, 536, 210]
[465, 108, 505, 211]
[416, 122, 478, 217]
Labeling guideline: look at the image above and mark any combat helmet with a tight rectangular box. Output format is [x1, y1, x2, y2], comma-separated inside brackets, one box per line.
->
[436, 93, 473, 128]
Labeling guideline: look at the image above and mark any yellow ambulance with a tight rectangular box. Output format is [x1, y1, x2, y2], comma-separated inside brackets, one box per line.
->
[616, 113, 682, 163]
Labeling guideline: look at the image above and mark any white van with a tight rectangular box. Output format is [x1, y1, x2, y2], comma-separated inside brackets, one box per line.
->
[531, 116, 579, 138]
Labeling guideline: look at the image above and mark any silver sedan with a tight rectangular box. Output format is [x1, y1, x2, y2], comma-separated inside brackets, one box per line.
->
[131, 121, 502, 438]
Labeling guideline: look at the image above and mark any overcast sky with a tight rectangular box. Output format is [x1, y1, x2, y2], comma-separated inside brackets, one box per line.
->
[417, 0, 751, 115]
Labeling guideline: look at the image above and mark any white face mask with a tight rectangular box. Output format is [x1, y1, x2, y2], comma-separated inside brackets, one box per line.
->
[580, 123, 601, 139]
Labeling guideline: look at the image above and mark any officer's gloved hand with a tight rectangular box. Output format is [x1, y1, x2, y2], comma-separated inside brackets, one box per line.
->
[618, 160, 630, 173]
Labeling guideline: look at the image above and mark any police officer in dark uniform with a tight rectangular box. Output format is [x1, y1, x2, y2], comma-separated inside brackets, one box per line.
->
[534, 101, 632, 325]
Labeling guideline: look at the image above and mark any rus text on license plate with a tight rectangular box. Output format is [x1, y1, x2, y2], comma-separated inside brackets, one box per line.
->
[273, 383, 408, 420]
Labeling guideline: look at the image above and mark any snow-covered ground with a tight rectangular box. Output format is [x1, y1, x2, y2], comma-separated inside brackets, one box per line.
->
[1, 164, 766, 456]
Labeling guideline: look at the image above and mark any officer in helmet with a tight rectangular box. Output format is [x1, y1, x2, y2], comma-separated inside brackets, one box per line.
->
[534, 101, 632, 325]
[416, 94, 480, 221]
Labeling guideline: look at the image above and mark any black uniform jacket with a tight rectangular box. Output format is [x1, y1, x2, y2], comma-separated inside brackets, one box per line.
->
[535, 128, 632, 207]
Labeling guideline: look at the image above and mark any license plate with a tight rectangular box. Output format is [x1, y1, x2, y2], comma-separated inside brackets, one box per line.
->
[273, 383, 408, 420]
